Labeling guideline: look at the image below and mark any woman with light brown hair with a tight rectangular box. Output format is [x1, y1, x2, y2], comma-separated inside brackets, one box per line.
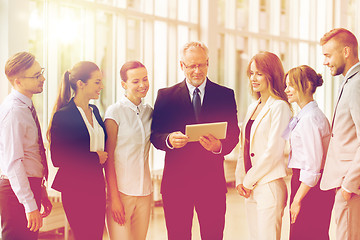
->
[235, 51, 292, 239]
[283, 65, 334, 240]
[104, 61, 152, 240]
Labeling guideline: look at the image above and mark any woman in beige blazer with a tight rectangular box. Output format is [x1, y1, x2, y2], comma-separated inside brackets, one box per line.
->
[235, 51, 292, 240]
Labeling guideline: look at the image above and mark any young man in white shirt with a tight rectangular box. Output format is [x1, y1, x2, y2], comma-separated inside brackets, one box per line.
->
[0, 52, 52, 240]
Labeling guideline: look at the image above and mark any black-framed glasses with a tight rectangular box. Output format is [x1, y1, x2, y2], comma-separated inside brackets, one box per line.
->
[182, 61, 208, 71]
[22, 68, 45, 80]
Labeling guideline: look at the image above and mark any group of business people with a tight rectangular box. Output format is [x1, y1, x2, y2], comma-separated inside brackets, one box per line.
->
[0, 27, 359, 240]
[235, 27, 360, 240]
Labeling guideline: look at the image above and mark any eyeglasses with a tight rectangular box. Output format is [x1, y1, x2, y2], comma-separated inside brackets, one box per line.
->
[22, 68, 45, 80]
[182, 61, 208, 71]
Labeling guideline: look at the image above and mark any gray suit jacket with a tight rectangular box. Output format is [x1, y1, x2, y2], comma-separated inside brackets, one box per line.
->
[320, 63, 360, 194]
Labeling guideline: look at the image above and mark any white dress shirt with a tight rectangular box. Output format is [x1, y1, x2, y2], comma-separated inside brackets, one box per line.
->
[77, 106, 105, 152]
[288, 101, 331, 187]
[185, 78, 207, 104]
[105, 95, 153, 196]
[165, 79, 207, 149]
[0, 89, 44, 212]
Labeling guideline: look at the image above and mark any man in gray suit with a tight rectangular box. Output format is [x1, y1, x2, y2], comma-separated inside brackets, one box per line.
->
[320, 28, 360, 240]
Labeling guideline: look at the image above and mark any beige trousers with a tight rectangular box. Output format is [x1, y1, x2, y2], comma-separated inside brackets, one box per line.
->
[245, 178, 287, 240]
[106, 192, 152, 240]
[334, 189, 360, 240]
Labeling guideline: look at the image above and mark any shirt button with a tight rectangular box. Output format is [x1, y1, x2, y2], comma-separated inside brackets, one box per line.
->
[250, 153, 255, 157]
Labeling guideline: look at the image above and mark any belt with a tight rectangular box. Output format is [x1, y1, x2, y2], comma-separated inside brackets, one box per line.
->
[0, 175, 9, 180]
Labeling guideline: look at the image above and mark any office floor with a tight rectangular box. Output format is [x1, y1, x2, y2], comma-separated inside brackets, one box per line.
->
[39, 185, 336, 240]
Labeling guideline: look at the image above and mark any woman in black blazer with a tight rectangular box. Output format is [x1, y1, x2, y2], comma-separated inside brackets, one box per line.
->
[47, 61, 108, 240]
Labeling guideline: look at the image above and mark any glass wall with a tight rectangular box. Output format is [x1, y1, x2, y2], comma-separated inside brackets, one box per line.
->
[2, 0, 360, 178]
[215, 0, 336, 120]
[26, 0, 199, 173]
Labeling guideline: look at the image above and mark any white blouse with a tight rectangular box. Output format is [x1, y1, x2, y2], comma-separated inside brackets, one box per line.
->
[77, 106, 105, 152]
[105, 95, 153, 196]
[287, 101, 331, 187]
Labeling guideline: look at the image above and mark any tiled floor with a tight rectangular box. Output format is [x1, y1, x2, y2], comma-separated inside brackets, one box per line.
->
[146, 187, 287, 240]
[144, 185, 335, 240]
[39, 184, 336, 240]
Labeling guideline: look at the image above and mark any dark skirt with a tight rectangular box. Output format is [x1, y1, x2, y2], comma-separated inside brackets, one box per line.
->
[290, 169, 334, 240]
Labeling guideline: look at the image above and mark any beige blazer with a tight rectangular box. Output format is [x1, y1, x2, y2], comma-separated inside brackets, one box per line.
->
[235, 96, 292, 190]
[320, 63, 360, 194]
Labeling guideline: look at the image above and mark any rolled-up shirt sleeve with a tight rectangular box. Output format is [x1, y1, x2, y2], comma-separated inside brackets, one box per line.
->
[289, 106, 330, 188]
[299, 118, 324, 187]
[299, 169, 321, 188]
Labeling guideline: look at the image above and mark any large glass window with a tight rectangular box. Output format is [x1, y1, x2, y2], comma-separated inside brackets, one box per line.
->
[216, 0, 336, 121]
[27, 0, 199, 173]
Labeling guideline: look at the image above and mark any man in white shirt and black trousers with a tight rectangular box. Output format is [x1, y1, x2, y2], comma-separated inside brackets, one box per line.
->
[0, 52, 52, 240]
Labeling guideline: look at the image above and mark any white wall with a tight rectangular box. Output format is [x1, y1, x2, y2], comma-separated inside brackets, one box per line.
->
[0, 0, 30, 102]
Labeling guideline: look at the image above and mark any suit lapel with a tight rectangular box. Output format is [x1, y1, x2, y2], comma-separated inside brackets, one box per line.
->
[250, 96, 275, 143]
[68, 99, 91, 139]
[201, 78, 213, 114]
[332, 66, 359, 130]
[177, 79, 192, 108]
[240, 100, 259, 147]
[174, 80, 198, 124]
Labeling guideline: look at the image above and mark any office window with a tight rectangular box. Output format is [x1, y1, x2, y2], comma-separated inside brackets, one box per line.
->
[27, 0, 199, 172]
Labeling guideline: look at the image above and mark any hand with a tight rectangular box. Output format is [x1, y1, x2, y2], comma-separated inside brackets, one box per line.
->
[290, 200, 301, 224]
[40, 187, 52, 218]
[26, 210, 43, 232]
[341, 188, 352, 201]
[169, 131, 189, 149]
[97, 151, 108, 164]
[236, 184, 251, 198]
[236, 184, 246, 197]
[111, 196, 126, 225]
[199, 134, 221, 152]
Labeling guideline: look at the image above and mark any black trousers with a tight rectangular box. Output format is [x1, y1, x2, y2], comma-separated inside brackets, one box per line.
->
[290, 169, 334, 240]
[162, 189, 226, 240]
[0, 177, 42, 240]
[61, 186, 106, 240]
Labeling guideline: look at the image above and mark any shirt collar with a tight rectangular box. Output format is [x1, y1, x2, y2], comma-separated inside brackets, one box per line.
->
[11, 88, 33, 108]
[344, 62, 360, 80]
[120, 94, 144, 113]
[186, 78, 207, 96]
[296, 100, 318, 120]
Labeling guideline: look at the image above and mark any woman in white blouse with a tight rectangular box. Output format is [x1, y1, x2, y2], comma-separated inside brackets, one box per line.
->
[235, 52, 292, 240]
[48, 61, 107, 240]
[104, 61, 152, 240]
[283, 65, 334, 240]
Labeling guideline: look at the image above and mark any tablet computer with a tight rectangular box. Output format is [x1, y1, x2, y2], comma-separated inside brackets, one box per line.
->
[185, 121, 228, 142]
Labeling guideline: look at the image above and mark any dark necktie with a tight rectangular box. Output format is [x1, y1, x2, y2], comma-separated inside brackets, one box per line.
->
[29, 105, 49, 180]
[193, 88, 201, 122]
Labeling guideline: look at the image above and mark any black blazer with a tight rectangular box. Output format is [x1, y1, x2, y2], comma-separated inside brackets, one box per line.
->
[151, 79, 240, 195]
[50, 98, 107, 193]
